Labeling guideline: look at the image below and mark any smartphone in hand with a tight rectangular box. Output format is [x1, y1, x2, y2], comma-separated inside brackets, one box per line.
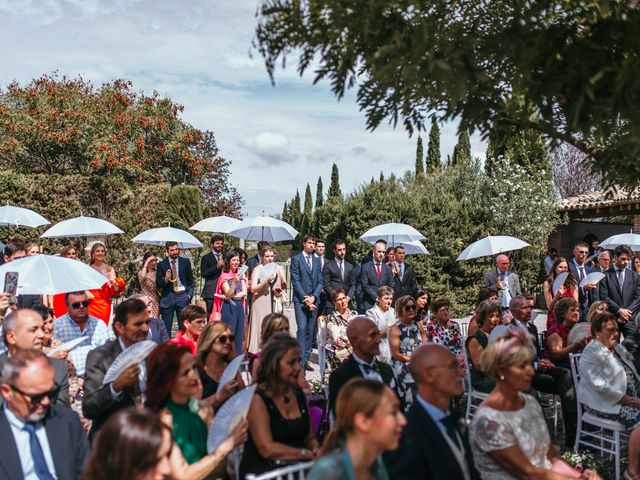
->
[4, 271, 19, 305]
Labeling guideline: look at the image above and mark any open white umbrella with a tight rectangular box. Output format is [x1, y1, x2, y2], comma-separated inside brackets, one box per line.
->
[360, 223, 426, 246]
[0, 205, 50, 228]
[41, 215, 123, 238]
[600, 233, 640, 252]
[456, 235, 529, 261]
[190, 216, 242, 233]
[396, 240, 429, 255]
[131, 227, 203, 249]
[0, 255, 108, 294]
[228, 216, 298, 242]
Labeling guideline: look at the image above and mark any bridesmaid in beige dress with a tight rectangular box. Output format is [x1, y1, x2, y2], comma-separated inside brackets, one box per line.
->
[247, 246, 287, 353]
[138, 252, 160, 318]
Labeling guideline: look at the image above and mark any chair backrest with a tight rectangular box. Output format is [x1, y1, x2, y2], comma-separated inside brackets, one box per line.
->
[245, 461, 315, 480]
[462, 342, 472, 391]
[569, 353, 581, 383]
[455, 321, 469, 338]
[317, 315, 327, 345]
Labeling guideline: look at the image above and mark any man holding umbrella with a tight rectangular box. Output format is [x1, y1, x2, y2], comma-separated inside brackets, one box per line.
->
[481, 254, 521, 311]
[156, 241, 194, 335]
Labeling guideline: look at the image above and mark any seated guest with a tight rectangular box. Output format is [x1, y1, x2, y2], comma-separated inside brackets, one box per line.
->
[0, 349, 89, 480]
[168, 305, 206, 355]
[465, 300, 502, 393]
[467, 287, 499, 338]
[414, 288, 430, 324]
[239, 334, 320, 478]
[307, 379, 406, 480]
[385, 344, 480, 480]
[83, 298, 150, 440]
[546, 297, 586, 369]
[325, 289, 357, 367]
[587, 300, 609, 324]
[194, 321, 239, 411]
[579, 312, 640, 479]
[130, 293, 170, 343]
[543, 257, 579, 328]
[469, 327, 595, 479]
[366, 286, 396, 363]
[425, 297, 463, 364]
[0, 309, 70, 406]
[329, 316, 401, 417]
[389, 295, 425, 409]
[53, 290, 110, 377]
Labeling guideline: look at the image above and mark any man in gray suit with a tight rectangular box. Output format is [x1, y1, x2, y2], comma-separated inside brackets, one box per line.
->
[0, 309, 69, 406]
[599, 245, 640, 337]
[481, 254, 522, 310]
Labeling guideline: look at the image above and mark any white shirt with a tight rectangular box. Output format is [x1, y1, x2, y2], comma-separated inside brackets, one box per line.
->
[314, 254, 325, 270]
[3, 403, 58, 479]
[53, 313, 110, 377]
[352, 352, 383, 383]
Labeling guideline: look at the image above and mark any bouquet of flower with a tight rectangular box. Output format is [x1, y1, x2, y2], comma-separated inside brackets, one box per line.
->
[560, 451, 602, 476]
[308, 379, 325, 396]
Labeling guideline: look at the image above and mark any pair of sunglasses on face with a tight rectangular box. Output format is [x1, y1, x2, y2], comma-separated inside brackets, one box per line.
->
[70, 300, 90, 309]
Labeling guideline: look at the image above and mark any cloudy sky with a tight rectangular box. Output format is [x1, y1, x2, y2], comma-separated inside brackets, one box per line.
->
[1, 0, 484, 216]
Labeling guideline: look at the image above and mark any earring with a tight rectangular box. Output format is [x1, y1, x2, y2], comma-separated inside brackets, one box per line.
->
[499, 375, 505, 381]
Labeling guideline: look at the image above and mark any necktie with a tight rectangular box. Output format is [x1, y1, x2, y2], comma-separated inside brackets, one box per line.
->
[375, 263, 381, 281]
[617, 269, 625, 290]
[440, 414, 462, 449]
[305, 255, 312, 270]
[399, 263, 404, 281]
[171, 259, 178, 291]
[23, 423, 55, 480]
[339, 260, 344, 280]
[578, 266, 585, 282]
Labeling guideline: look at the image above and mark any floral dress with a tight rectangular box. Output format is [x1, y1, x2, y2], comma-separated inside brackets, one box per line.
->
[426, 320, 465, 372]
[391, 322, 422, 410]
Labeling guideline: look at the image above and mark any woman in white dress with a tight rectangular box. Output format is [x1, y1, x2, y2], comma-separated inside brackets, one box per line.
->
[366, 285, 396, 364]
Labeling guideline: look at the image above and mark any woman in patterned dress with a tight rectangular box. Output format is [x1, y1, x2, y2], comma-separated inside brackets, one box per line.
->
[138, 252, 160, 318]
[425, 297, 464, 369]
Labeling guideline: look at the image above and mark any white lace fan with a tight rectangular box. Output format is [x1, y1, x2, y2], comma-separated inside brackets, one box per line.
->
[258, 262, 278, 281]
[216, 354, 245, 393]
[552, 272, 569, 296]
[579, 271, 605, 288]
[102, 340, 157, 385]
[207, 384, 256, 453]
[47, 336, 89, 356]
[567, 323, 592, 345]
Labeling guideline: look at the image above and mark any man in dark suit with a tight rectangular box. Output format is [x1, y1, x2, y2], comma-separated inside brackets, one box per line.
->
[156, 241, 194, 335]
[599, 245, 640, 337]
[569, 241, 597, 320]
[0, 309, 69, 406]
[290, 234, 323, 369]
[132, 294, 169, 343]
[83, 298, 151, 441]
[329, 316, 401, 416]
[481, 254, 521, 311]
[392, 245, 418, 302]
[322, 239, 356, 314]
[360, 240, 394, 311]
[200, 234, 225, 317]
[0, 349, 89, 480]
[385, 344, 480, 480]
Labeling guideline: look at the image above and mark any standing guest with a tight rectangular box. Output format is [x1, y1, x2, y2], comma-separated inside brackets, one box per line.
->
[389, 295, 425, 409]
[247, 246, 286, 353]
[329, 317, 401, 417]
[543, 257, 579, 328]
[53, 291, 110, 377]
[325, 289, 357, 368]
[544, 248, 558, 275]
[392, 246, 418, 301]
[587, 300, 609, 324]
[465, 300, 502, 393]
[360, 240, 395, 312]
[569, 241, 597, 321]
[83, 298, 151, 440]
[385, 344, 481, 480]
[87, 242, 126, 324]
[315, 239, 328, 314]
[0, 349, 89, 480]
[414, 288, 430, 324]
[366, 286, 396, 364]
[169, 305, 206, 355]
[239, 335, 320, 478]
[481, 254, 521, 312]
[138, 252, 160, 319]
[599, 245, 640, 337]
[291, 234, 323, 370]
[24, 242, 39, 256]
[323, 239, 356, 315]
[214, 250, 248, 354]
[545, 297, 587, 370]
[425, 298, 463, 364]
[234, 247, 248, 265]
[246, 241, 270, 281]
[307, 379, 406, 480]
[385, 247, 395, 271]
[130, 294, 170, 344]
[623, 314, 640, 379]
[469, 327, 595, 479]
[61, 245, 78, 259]
[194, 322, 239, 410]
[1, 309, 70, 406]
[633, 255, 640, 274]
[200, 235, 225, 317]
[156, 241, 194, 335]
[4, 240, 41, 310]
[596, 250, 612, 272]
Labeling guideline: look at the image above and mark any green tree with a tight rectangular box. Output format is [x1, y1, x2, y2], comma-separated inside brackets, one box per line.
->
[426, 118, 441, 173]
[281, 200, 289, 222]
[415, 136, 424, 175]
[327, 163, 342, 199]
[166, 186, 204, 231]
[315, 176, 324, 209]
[291, 189, 302, 229]
[452, 130, 471, 166]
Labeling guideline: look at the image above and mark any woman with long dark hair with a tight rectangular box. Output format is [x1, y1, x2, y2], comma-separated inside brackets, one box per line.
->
[543, 256, 578, 328]
[211, 250, 247, 353]
[138, 251, 160, 318]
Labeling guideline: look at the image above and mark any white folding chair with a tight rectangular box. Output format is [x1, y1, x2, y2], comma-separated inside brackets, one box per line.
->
[455, 321, 469, 338]
[245, 461, 315, 480]
[462, 345, 489, 421]
[570, 353, 627, 480]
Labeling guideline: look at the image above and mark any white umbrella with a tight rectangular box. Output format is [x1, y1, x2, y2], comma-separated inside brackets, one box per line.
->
[131, 227, 203, 249]
[0, 255, 108, 295]
[360, 223, 426, 246]
[397, 240, 429, 255]
[600, 233, 640, 252]
[41, 215, 123, 238]
[228, 216, 298, 242]
[0, 205, 50, 228]
[456, 235, 530, 261]
[190, 216, 242, 233]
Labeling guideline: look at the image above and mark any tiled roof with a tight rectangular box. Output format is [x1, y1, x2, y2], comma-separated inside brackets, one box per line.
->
[558, 187, 640, 212]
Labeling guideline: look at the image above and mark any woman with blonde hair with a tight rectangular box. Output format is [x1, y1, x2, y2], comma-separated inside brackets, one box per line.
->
[307, 379, 406, 479]
[587, 300, 608, 323]
[88, 241, 126, 323]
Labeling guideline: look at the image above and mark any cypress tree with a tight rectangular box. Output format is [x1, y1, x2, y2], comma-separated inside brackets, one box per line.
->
[303, 183, 314, 232]
[315, 177, 324, 209]
[281, 200, 289, 222]
[327, 163, 342, 198]
[426, 118, 441, 173]
[292, 190, 301, 229]
[452, 129, 471, 166]
[415, 136, 424, 175]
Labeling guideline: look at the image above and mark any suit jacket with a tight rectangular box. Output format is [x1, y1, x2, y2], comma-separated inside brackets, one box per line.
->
[149, 317, 170, 343]
[599, 267, 640, 317]
[481, 269, 521, 305]
[385, 400, 480, 480]
[392, 262, 418, 301]
[17, 294, 42, 309]
[360, 260, 395, 311]
[569, 260, 595, 305]
[290, 252, 323, 304]
[0, 352, 69, 407]
[0, 402, 90, 480]
[200, 251, 223, 299]
[156, 256, 194, 301]
[246, 254, 261, 282]
[510, 319, 540, 355]
[322, 258, 356, 301]
[82, 339, 139, 440]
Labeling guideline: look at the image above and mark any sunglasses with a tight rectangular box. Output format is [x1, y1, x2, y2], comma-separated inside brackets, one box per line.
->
[10, 384, 58, 404]
[70, 300, 90, 309]
[335, 297, 348, 302]
[405, 304, 417, 311]
[217, 334, 235, 344]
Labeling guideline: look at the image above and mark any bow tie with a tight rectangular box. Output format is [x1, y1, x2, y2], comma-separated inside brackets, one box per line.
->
[361, 362, 381, 374]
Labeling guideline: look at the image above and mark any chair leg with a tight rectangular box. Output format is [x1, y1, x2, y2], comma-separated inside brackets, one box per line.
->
[615, 430, 620, 480]
[465, 392, 471, 421]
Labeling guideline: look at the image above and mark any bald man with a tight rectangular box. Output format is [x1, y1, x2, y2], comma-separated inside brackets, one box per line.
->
[385, 344, 480, 480]
[481, 254, 521, 310]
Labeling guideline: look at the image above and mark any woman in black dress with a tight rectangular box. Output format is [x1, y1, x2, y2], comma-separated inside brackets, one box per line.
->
[465, 299, 502, 393]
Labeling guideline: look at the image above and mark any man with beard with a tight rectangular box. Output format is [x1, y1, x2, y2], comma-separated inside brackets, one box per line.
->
[156, 241, 194, 335]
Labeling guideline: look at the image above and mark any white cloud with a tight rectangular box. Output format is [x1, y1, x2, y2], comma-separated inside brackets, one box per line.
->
[239, 132, 298, 166]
